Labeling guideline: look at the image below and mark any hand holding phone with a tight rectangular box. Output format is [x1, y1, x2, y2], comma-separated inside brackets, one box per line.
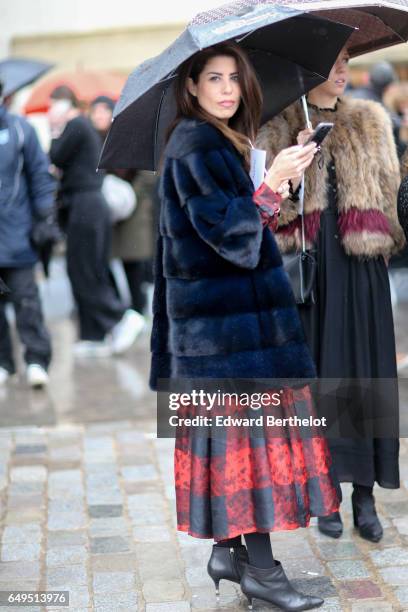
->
[304, 122, 334, 147]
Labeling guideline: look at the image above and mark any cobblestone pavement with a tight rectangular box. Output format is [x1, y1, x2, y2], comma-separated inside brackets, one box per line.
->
[1, 267, 408, 611]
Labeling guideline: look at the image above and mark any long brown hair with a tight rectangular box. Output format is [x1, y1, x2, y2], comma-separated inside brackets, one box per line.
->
[168, 42, 263, 165]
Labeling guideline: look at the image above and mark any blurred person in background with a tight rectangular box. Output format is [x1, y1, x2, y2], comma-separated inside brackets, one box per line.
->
[351, 61, 404, 157]
[48, 86, 144, 357]
[0, 79, 55, 388]
[89, 96, 156, 319]
[384, 82, 408, 151]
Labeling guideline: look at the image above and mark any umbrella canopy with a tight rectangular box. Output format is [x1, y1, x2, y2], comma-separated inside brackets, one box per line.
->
[216, 0, 408, 56]
[0, 58, 54, 98]
[23, 70, 127, 114]
[99, 4, 354, 171]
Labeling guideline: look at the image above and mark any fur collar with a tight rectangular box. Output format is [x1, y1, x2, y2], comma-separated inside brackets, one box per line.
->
[165, 118, 227, 159]
[256, 97, 405, 257]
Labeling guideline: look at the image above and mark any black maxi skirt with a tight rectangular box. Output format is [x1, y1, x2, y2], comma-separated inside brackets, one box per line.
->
[299, 162, 399, 489]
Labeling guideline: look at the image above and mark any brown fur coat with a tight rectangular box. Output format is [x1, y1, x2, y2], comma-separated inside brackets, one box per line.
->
[256, 97, 405, 258]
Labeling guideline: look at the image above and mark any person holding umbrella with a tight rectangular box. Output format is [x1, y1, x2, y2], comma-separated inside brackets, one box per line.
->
[151, 41, 341, 611]
[257, 47, 405, 543]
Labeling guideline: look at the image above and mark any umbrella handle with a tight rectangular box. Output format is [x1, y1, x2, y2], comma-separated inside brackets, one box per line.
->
[301, 95, 312, 129]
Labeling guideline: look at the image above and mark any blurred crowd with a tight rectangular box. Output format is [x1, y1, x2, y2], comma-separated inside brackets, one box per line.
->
[0, 78, 158, 388]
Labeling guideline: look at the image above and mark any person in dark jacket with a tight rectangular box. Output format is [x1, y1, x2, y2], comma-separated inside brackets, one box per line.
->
[0, 80, 54, 388]
[48, 86, 144, 357]
[151, 42, 339, 611]
[257, 49, 404, 544]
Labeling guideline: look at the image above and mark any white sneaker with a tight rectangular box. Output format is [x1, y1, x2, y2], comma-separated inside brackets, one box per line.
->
[26, 364, 49, 389]
[73, 340, 112, 358]
[110, 309, 145, 355]
[0, 367, 10, 386]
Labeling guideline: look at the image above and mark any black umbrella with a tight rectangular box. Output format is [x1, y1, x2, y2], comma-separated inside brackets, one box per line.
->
[99, 3, 354, 171]
[0, 58, 54, 98]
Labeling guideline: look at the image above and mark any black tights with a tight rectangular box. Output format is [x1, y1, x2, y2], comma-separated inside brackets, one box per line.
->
[215, 532, 274, 569]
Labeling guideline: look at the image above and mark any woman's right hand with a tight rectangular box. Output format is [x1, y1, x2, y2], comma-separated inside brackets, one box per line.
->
[264, 142, 317, 193]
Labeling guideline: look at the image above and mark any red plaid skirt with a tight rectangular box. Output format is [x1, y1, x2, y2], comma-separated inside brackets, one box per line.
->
[174, 385, 340, 540]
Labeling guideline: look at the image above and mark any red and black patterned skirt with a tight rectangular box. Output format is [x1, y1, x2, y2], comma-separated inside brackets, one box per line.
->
[174, 385, 340, 541]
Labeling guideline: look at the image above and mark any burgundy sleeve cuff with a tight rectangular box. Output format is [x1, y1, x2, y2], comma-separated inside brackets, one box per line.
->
[253, 182, 281, 231]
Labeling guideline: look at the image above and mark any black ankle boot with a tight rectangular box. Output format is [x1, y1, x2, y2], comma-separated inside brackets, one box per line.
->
[241, 561, 324, 611]
[317, 511, 343, 539]
[352, 485, 383, 543]
[207, 544, 249, 598]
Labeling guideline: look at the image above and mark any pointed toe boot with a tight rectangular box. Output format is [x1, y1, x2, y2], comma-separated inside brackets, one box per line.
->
[241, 561, 324, 611]
[207, 544, 249, 598]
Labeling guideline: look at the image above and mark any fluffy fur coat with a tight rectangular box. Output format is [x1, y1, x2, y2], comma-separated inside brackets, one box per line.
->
[149, 118, 316, 390]
[256, 97, 405, 258]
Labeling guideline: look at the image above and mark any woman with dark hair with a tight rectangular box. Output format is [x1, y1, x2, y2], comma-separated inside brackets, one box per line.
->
[151, 42, 339, 611]
[257, 49, 405, 544]
[49, 86, 144, 356]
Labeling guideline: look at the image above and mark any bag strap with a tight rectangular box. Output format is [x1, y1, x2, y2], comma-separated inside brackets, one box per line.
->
[299, 175, 306, 253]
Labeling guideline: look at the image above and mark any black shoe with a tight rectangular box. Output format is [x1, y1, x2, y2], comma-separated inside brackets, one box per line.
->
[317, 511, 343, 539]
[207, 544, 249, 599]
[352, 485, 383, 543]
[241, 561, 324, 611]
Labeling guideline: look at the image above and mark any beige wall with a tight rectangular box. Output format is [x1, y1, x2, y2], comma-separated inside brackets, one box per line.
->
[10, 24, 186, 74]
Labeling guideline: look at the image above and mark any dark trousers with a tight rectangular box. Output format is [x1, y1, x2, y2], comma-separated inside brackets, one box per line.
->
[0, 266, 52, 373]
[123, 260, 153, 314]
[66, 191, 125, 341]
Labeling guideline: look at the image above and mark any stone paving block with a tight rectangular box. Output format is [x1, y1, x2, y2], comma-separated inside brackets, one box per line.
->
[2, 523, 41, 543]
[48, 470, 83, 498]
[10, 466, 46, 482]
[393, 517, 408, 536]
[47, 530, 87, 547]
[92, 571, 135, 593]
[46, 545, 87, 566]
[0, 562, 40, 581]
[380, 566, 408, 585]
[7, 494, 44, 510]
[88, 504, 123, 518]
[91, 552, 137, 572]
[127, 492, 164, 509]
[395, 586, 408, 604]
[185, 565, 213, 587]
[291, 577, 338, 599]
[1, 541, 41, 562]
[4, 508, 44, 524]
[270, 538, 314, 560]
[116, 430, 145, 444]
[190, 584, 238, 609]
[136, 543, 182, 582]
[143, 579, 185, 603]
[93, 590, 138, 610]
[370, 546, 408, 566]
[318, 599, 342, 612]
[49, 445, 82, 461]
[89, 517, 129, 537]
[48, 497, 85, 513]
[145, 603, 190, 612]
[133, 526, 172, 542]
[46, 565, 88, 588]
[90, 535, 130, 554]
[317, 541, 361, 560]
[350, 603, 393, 611]
[327, 559, 370, 580]
[129, 506, 167, 526]
[340, 579, 383, 599]
[14, 444, 47, 454]
[381, 501, 408, 518]
[282, 556, 326, 581]
[8, 483, 44, 496]
[121, 464, 158, 482]
[47, 510, 87, 531]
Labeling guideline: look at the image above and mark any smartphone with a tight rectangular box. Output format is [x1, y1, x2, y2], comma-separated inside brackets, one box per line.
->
[305, 122, 334, 147]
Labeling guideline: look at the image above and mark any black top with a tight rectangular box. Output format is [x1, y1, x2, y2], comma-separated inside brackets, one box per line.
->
[49, 115, 103, 195]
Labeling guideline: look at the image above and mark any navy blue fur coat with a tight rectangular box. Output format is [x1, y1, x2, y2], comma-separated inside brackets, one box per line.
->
[149, 118, 315, 389]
